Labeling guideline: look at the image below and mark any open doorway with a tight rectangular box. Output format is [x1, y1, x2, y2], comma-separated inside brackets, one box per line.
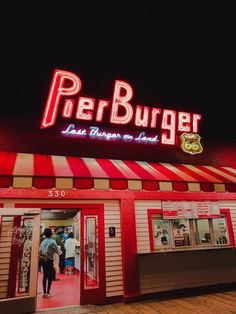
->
[37, 208, 81, 310]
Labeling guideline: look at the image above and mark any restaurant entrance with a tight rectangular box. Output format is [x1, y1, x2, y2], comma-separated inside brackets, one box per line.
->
[0, 204, 105, 313]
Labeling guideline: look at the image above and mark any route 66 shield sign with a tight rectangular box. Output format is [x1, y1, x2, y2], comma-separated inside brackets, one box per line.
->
[180, 133, 203, 155]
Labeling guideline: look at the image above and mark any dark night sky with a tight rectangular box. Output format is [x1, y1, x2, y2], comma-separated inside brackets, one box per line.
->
[1, 2, 236, 164]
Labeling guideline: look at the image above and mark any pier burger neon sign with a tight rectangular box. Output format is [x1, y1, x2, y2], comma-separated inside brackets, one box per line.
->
[41, 69, 203, 154]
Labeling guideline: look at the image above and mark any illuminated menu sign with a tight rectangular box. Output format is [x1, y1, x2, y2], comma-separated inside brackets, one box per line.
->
[41, 69, 202, 149]
[162, 201, 220, 219]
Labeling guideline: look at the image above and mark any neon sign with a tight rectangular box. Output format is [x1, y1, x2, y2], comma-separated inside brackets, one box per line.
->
[62, 124, 159, 143]
[41, 69, 202, 146]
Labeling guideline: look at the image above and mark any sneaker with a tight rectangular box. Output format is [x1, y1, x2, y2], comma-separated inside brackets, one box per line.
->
[42, 294, 48, 298]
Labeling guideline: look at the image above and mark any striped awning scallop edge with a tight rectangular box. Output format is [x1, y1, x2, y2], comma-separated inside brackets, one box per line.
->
[0, 151, 236, 192]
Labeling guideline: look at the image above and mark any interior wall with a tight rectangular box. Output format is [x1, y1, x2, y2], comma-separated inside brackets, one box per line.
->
[41, 218, 73, 228]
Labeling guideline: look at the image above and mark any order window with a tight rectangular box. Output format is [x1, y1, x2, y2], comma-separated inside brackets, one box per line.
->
[150, 213, 231, 251]
[212, 217, 229, 245]
[152, 215, 171, 248]
[172, 219, 191, 247]
[194, 219, 211, 245]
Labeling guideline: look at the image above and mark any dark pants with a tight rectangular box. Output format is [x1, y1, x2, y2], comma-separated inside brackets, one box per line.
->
[59, 249, 65, 273]
[42, 259, 54, 294]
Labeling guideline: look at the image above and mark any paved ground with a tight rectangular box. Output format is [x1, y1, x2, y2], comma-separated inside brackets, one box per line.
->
[35, 289, 236, 314]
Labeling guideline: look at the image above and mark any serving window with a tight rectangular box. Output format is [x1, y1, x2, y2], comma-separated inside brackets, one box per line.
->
[148, 208, 234, 252]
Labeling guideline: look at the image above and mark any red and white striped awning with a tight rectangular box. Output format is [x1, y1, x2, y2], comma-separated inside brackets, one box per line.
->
[0, 151, 236, 192]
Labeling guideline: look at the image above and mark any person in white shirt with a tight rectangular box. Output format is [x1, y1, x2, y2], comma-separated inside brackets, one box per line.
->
[64, 232, 79, 274]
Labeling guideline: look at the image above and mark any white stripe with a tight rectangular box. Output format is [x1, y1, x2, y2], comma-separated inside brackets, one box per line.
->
[51, 155, 73, 176]
[222, 167, 236, 176]
[136, 161, 170, 180]
[160, 163, 197, 181]
[184, 164, 222, 182]
[203, 166, 236, 183]
[13, 153, 34, 176]
[110, 160, 140, 179]
[82, 158, 108, 178]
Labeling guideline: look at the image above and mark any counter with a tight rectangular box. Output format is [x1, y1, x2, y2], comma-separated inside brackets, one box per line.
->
[137, 248, 236, 295]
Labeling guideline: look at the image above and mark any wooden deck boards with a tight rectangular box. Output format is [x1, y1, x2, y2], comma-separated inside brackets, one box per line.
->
[37, 290, 236, 314]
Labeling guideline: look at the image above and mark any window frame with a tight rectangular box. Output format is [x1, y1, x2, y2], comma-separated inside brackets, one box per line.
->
[148, 208, 235, 252]
[150, 213, 172, 250]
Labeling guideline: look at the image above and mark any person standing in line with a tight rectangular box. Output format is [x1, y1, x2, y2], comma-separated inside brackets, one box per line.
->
[64, 232, 79, 274]
[39, 228, 61, 298]
[61, 227, 69, 242]
[38, 227, 45, 272]
[52, 226, 65, 278]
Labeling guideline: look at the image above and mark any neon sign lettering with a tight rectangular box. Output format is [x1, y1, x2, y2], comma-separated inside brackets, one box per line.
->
[62, 124, 159, 143]
[41, 69, 202, 145]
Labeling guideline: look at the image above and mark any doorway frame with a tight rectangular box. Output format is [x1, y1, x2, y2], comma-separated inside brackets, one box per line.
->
[15, 203, 106, 308]
[80, 206, 105, 305]
[0, 208, 41, 314]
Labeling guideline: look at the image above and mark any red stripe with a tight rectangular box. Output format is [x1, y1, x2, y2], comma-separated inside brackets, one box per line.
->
[34, 154, 55, 176]
[196, 165, 232, 183]
[172, 182, 188, 191]
[96, 159, 126, 179]
[74, 178, 93, 189]
[142, 181, 159, 191]
[200, 182, 214, 192]
[66, 156, 92, 177]
[0, 151, 17, 175]
[122, 160, 157, 180]
[33, 177, 55, 189]
[225, 183, 236, 192]
[174, 164, 212, 182]
[148, 162, 184, 181]
[110, 179, 128, 190]
[0, 176, 13, 188]
[215, 166, 236, 179]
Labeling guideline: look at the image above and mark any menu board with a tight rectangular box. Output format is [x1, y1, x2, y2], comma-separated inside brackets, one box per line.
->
[196, 201, 221, 218]
[174, 202, 198, 219]
[162, 201, 178, 218]
[162, 201, 220, 219]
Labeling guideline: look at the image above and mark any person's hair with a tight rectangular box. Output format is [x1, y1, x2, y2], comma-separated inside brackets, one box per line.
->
[44, 228, 52, 238]
[68, 232, 74, 238]
[54, 226, 60, 232]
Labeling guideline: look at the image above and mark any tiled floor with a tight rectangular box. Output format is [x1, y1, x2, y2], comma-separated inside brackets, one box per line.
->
[37, 271, 80, 310]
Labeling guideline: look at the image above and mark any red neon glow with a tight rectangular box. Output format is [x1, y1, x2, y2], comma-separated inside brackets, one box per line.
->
[96, 100, 109, 122]
[192, 114, 202, 133]
[76, 97, 95, 121]
[178, 112, 191, 132]
[41, 69, 82, 128]
[135, 106, 149, 127]
[41, 69, 202, 147]
[150, 108, 162, 128]
[62, 99, 74, 118]
[161, 110, 176, 145]
[110, 80, 133, 124]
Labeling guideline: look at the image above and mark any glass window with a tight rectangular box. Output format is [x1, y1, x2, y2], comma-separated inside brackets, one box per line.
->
[172, 219, 191, 247]
[152, 216, 171, 249]
[150, 212, 231, 252]
[213, 216, 229, 245]
[195, 219, 211, 245]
